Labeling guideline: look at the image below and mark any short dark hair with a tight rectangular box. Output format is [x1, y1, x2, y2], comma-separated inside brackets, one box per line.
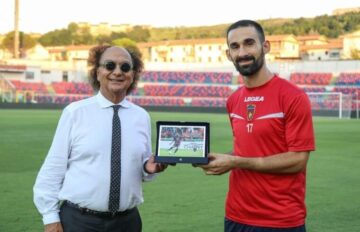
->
[226, 20, 265, 44]
[87, 45, 144, 95]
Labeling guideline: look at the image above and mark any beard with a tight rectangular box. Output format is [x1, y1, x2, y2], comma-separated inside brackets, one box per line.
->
[233, 50, 265, 76]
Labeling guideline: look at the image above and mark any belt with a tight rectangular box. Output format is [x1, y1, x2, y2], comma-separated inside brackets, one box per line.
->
[63, 200, 135, 218]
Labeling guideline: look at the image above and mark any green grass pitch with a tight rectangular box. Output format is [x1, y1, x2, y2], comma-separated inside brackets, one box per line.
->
[0, 109, 360, 232]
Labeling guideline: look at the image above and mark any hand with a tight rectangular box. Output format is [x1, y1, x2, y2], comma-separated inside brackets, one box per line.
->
[195, 153, 235, 175]
[144, 155, 168, 174]
[44, 222, 63, 232]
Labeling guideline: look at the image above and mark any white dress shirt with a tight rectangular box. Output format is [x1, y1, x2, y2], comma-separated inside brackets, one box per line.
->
[33, 92, 156, 225]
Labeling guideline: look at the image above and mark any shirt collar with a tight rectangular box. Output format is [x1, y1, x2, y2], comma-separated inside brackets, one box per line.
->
[96, 92, 131, 109]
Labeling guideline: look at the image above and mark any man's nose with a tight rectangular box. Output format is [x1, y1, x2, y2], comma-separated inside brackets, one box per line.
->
[237, 46, 249, 57]
[112, 64, 123, 74]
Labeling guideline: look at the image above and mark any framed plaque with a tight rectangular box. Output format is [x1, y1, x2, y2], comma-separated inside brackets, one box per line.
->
[155, 121, 210, 164]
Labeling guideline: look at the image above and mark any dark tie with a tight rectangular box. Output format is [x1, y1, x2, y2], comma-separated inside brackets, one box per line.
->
[109, 105, 121, 213]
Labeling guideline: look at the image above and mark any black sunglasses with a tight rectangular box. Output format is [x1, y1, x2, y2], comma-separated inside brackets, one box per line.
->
[100, 61, 132, 73]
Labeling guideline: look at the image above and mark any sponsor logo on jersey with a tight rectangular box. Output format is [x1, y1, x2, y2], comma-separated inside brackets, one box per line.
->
[247, 104, 256, 121]
[244, 96, 264, 102]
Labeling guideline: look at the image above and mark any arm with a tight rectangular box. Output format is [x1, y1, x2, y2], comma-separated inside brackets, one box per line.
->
[142, 113, 167, 180]
[198, 151, 309, 175]
[33, 108, 72, 225]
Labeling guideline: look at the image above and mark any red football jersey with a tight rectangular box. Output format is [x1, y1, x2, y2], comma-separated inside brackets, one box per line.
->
[225, 75, 315, 227]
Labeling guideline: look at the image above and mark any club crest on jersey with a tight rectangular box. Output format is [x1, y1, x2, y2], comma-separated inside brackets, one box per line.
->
[247, 104, 256, 121]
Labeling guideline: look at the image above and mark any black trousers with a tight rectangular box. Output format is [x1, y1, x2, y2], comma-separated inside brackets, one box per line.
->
[60, 202, 142, 232]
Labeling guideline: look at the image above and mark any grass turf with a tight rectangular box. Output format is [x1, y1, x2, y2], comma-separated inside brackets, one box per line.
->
[0, 109, 359, 232]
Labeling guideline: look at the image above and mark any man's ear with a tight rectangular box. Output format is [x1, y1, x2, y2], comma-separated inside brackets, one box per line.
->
[263, 40, 271, 54]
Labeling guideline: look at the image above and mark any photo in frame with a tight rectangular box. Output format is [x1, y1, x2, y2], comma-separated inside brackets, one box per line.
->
[155, 121, 210, 164]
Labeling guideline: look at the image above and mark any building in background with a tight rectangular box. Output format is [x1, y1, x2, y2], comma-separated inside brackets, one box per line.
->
[332, 7, 360, 16]
[342, 30, 360, 59]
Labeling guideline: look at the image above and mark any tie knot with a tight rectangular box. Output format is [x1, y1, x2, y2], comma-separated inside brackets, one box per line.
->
[112, 105, 121, 113]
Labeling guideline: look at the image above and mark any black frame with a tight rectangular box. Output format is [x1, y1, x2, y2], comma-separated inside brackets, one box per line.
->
[155, 121, 210, 164]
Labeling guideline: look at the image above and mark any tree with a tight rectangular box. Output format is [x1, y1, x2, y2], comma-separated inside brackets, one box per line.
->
[39, 22, 94, 46]
[68, 23, 94, 45]
[31, 12, 360, 46]
[95, 32, 128, 45]
[74, 27, 94, 45]
[39, 29, 72, 46]
[2, 31, 36, 57]
[127, 26, 150, 42]
[111, 38, 141, 58]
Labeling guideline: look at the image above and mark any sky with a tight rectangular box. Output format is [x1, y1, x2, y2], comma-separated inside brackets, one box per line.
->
[0, 0, 360, 34]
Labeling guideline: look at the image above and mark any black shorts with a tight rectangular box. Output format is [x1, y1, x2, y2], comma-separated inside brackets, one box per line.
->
[225, 218, 306, 232]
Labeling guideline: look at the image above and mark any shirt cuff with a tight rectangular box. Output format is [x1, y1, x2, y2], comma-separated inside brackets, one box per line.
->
[42, 212, 60, 225]
[142, 159, 157, 181]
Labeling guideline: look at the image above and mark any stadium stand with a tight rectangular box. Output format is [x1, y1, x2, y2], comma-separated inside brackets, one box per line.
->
[301, 86, 327, 93]
[141, 71, 233, 84]
[51, 82, 93, 95]
[127, 96, 185, 106]
[134, 71, 236, 107]
[3, 71, 359, 116]
[10, 80, 48, 93]
[290, 72, 333, 85]
[332, 73, 360, 110]
[336, 73, 360, 86]
[143, 84, 232, 98]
